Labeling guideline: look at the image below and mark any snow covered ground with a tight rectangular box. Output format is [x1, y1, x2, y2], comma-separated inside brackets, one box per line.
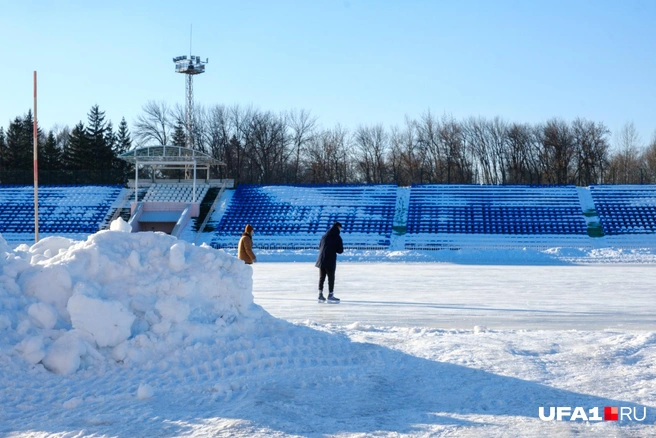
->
[2, 222, 656, 437]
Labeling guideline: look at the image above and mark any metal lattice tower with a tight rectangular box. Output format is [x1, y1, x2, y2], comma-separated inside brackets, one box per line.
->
[173, 54, 208, 149]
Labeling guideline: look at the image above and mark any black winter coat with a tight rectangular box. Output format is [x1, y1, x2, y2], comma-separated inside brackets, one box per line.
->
[315, 224, 344, 271]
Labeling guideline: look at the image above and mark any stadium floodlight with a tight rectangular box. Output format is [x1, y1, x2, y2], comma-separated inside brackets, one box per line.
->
[173, 48, 208, 150]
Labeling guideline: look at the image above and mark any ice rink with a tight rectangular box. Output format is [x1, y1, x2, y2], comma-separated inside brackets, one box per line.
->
[253, 262, 656, 330]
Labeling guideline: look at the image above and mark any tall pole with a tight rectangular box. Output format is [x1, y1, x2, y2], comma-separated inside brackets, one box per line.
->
[187, 24, 193, 150]
[33, 71, 39, 243]
[186, 74, 193, 149]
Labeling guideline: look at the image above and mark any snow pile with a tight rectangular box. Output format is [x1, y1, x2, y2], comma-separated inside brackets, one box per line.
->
[0, 234, 32, 350]
[1, 222, 255, 375]
[110, 216, 132, 232]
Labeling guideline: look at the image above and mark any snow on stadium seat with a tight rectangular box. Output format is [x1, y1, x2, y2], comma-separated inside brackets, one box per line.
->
[211, 184, 396, 250]
[405, 185, 589, 249]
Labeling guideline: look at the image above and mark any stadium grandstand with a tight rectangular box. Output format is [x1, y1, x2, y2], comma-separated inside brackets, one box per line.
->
[0, 184, 124, 242]
[590, 185, 656, 235]
[403, 184, 592, 249]
[1, 178, 655, 250]
[210, 184, 397, 250]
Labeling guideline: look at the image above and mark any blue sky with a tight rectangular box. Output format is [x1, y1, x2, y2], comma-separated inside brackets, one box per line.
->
[2, 0, 655, 147]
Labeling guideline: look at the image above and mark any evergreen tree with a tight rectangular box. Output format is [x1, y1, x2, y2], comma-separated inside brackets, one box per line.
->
[6, 113, 32, 170]
[172, 120, 186, 147]
[113, 117, 133, 181]
[64, 122, 91, 172]
[0, 127, 6, 171]
[105, 120, 116, 153]
[115, 117, 132, 155]
[41, 131, 62, 171]
[86, 104, 113, 173]
[2, 111, 45, 182]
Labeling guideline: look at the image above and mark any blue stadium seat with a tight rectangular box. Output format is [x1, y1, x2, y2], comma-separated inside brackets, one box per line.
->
[591, 185, 656, 235]
[211, 184, 397, 249]
[405, 185, 588, 237]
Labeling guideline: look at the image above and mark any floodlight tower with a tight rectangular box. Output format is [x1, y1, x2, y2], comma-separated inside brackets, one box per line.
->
[173, 53, 208, 148]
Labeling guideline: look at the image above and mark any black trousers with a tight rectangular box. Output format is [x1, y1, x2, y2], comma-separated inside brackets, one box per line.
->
[318, 268, 336, 293]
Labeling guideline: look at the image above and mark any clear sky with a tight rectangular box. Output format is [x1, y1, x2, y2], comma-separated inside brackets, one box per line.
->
[2, 0, 655, 147]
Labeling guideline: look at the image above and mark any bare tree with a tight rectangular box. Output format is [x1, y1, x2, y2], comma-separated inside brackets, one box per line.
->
[127, 97, 656, 187]
[354, 124, 389, 183]
[133, 101, 172, 146]
[305, 125, 353, 183]
[642, 132, 656, 183]
[571, 118, 610, 185]
[388, 119, 425, 185]
[287, 109, 317, 183]
[204, 105, 229, 158]
[202, 104, 233, 178]
[439, 114, 473, 183]
[242, 110, 289, 184]
[416, 111, 446, 183]
[464, 117, 499, 184]
[227, 105, 255, 184]
[609, 122, 643, 183]
[506, 123, 539, 184]
[540, 119, 576, 184]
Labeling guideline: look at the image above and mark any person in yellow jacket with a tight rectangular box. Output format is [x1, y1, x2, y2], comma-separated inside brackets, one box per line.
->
[237, 224, 257, 264]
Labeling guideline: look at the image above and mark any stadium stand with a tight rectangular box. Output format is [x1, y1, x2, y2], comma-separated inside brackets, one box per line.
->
[211, 184, 397, 249]
[142, 183, 209, 203]
[0, 185, 123, 240]
[405, 184, 590, 249]
[2, 183, 655, 249]
[590, 185, 656, 235]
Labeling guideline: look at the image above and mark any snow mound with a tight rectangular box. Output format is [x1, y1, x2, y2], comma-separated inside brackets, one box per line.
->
[1, 231, 256, 374]
[110, 217, 132, 233]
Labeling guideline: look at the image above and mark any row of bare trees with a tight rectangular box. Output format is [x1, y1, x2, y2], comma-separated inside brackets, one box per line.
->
[134, 101, 656, 186]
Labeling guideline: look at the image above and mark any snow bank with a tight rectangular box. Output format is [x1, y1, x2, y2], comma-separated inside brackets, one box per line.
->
[110, 217, 132, 232]
[0, 221, 256, 374]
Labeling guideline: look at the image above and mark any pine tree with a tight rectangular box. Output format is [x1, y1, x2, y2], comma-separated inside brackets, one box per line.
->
[41, 131, 62, 171]
[113, 117, 133, 182]
[64, 122, 91, 172]
[86, 104, 111, 173]
[115, 117, 132, 155]
[2, 111, 44, 183]
[6, 113, 32, 170]
[105, 120, 116, 152]
[172, 120, 186, 147]
[0, 127, 6, 171]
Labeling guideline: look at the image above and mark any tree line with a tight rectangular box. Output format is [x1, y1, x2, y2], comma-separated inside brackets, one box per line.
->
[134, 101, 656, 186]
[2, 101, 655, 186]
[0, 105, 131, 184]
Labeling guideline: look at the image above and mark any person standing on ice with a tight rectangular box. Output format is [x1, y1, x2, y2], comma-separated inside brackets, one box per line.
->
[315, 221, 344, 303]
[238, 224, 257, 264]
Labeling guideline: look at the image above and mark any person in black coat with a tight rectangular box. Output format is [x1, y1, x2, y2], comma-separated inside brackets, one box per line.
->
[315, 221, 344, 303]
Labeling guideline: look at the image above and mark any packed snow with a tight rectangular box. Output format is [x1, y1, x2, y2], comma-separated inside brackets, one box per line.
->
[1, 220, 656, 437]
